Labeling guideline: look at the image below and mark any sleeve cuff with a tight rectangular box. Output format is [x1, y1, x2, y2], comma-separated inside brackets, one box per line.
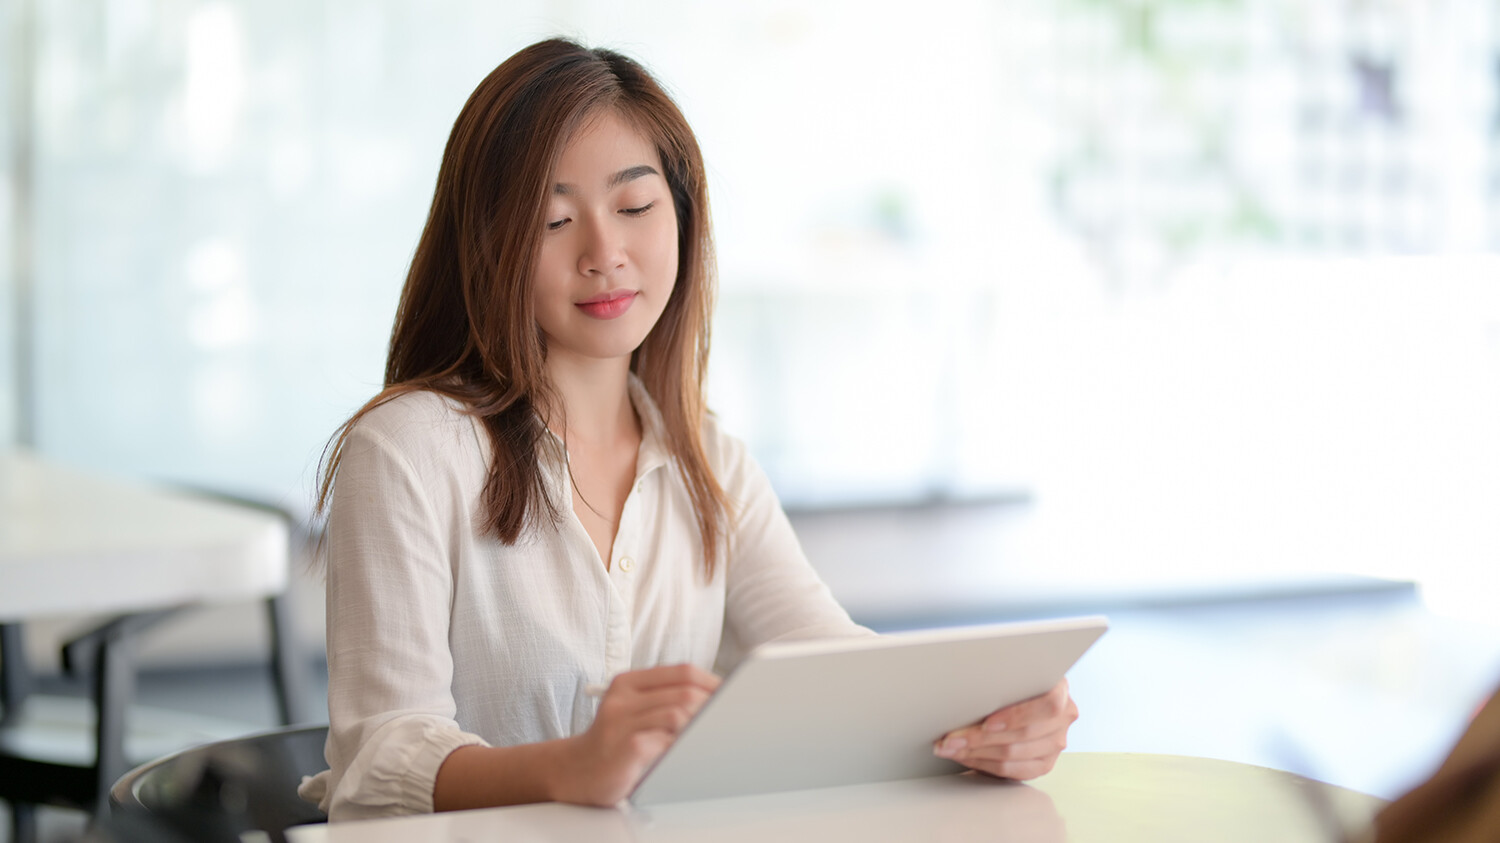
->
[327, 717, 491, 821]
[397, 724, 490, 815]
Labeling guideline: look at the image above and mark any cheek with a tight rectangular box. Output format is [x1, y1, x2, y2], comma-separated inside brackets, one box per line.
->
[531, 250, 570, 328]
[649, 221, 680, 285]
[534, 237, 576, 287]
[534, 240, 566, 285]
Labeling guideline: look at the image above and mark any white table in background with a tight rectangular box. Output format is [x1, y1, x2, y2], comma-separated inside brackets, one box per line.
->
[288, 752, 1384, 843]
[1, 449, 288, 622]
[1, 448, 301, 832]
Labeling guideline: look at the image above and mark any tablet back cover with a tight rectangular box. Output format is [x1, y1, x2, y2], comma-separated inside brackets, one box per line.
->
[630, 615, 1107, 806]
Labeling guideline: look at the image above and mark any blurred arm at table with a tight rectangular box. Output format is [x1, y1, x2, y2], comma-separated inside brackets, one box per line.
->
[1373, 685, 1500, 843]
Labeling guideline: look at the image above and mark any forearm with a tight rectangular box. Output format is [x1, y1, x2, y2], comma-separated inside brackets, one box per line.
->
[432, 738, 581, 811]
[432, 666, 722, 812]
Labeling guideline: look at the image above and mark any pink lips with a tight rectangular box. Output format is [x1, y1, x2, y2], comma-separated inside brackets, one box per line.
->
[575, 290, 638, 320]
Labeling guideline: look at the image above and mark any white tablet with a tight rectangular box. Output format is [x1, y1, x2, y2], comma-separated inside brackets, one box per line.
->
[629, 615, 1108, 806]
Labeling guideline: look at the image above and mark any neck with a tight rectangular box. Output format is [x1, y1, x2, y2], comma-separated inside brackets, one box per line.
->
[541, 350, 636, 444]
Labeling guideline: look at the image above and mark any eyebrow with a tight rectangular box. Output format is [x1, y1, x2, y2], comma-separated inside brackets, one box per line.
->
[553, 164, 661, 195]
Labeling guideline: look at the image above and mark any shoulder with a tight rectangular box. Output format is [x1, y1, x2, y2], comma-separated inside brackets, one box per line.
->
[355, 389, 474, 442]
[700, 411, 763, 497]
[699, 410, 740, 466]
[343, 389, 485, 475]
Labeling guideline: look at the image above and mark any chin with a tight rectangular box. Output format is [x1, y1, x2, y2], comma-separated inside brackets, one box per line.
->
[541, 312, 660, 363]
[561, 336, 652, 362]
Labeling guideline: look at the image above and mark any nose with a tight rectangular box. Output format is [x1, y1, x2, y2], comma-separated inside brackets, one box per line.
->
[577, 215, 627, 277]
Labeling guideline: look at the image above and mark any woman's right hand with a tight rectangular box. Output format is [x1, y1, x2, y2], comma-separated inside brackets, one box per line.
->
[554, 664, 721, 806]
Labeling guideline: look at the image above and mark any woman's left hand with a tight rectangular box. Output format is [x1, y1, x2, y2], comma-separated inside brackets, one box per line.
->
[932, 678, 1077, 780]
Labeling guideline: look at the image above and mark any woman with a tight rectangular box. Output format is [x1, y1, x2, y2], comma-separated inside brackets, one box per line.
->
[299, 38, 1077, 820]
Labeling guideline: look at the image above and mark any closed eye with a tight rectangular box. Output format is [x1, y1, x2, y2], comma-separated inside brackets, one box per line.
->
[546, 217, 570, 231]
[621, 202, 655, 217]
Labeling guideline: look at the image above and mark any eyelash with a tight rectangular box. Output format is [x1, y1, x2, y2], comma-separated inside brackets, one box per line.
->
[545, 202, 656, 231]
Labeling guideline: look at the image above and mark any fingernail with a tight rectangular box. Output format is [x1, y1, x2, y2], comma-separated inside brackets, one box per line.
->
[942, 736, 967, 754]
[983, 721, 1007, 733]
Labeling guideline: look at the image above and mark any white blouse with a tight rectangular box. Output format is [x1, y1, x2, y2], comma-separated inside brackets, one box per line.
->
[298, 378, 869, 821]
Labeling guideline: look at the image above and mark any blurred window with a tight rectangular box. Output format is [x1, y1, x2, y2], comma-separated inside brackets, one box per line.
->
[5, 3, 1499, 609]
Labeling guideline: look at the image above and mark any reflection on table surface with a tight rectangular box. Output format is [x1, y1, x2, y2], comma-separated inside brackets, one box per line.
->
[292, 753, 1385, 843]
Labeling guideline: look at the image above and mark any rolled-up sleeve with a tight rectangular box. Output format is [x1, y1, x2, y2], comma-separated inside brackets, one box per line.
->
[303, 418, 488, 821]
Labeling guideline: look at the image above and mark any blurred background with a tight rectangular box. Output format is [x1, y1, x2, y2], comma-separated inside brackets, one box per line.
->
[4, 0, 1500, 836]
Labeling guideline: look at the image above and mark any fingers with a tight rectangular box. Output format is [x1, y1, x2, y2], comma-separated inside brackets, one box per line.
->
[951, 732, 1068, 765]
[609, 663, 722, 695]
[594, 664, 721, 740]
[934, 680, 1079, 782]
[979, 694, 1079, 744]
[942, 680, 1075, 745]
[598, 665, 719, 730]
[605, 684, 715, 733]
[982, 679, 1071, 733]
[934, 726, 1058, 760]
[628, 702, 699, 736]
[961, 756, 1059, 781]
[567, 664, 723, 805]
[935, 729, 1069, 780]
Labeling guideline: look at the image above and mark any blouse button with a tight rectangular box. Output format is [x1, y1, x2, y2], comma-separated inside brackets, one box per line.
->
[618, 556, 635, 573]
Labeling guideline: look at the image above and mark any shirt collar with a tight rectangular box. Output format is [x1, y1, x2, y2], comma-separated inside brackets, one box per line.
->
[535, 373, 672, 483]
[627, 373, 672, 483]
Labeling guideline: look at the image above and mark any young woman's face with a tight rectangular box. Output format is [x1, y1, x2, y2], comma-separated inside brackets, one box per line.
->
[533, 110, 679, 366]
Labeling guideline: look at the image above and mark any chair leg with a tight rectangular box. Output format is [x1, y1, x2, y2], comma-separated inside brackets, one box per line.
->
[267, 594, 311, 725]
[1, 623, 32, 717]
[10, 800, 38, 843]
[3, 628, 38, 841]
[92, 625, 137, 818]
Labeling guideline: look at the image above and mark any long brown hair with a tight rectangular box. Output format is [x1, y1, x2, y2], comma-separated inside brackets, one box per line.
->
[317, 39, 731, 576]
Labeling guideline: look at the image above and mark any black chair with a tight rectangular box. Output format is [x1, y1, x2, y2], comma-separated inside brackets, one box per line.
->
[105, 724, 328, 843]
[0, 495, 314, 843]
